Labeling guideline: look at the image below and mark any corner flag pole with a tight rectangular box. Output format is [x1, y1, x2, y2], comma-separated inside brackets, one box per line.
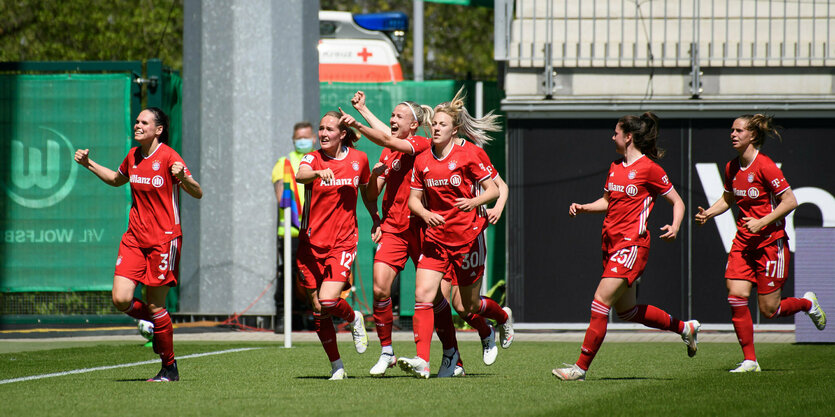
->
[283, 207, 292, 348]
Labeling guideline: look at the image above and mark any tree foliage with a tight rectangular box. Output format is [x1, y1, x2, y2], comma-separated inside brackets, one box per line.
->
[0, 0, 183, 70]
[0, 0, 494, 80]
[322, 0, 496, 80]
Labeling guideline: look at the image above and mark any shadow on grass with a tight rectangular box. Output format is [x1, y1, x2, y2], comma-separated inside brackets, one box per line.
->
[596, 376, 672, 381]
[296, 373, 494, 380]
[116, 378, 155, 382]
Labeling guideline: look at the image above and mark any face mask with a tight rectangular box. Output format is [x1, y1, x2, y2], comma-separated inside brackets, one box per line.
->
[294, 138, 314, 153]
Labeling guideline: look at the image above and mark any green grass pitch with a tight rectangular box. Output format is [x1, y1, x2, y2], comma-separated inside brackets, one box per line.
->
[1, 339, 833, 416]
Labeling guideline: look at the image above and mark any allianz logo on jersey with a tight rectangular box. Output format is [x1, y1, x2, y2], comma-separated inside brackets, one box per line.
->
[130, 174, 165, 188]
[608, 182, 638, 197]
[320, 176, 359, 187]
[733, 187, 760, 199]
[3, 127, 78, 209]
[427, 174, 462, 188]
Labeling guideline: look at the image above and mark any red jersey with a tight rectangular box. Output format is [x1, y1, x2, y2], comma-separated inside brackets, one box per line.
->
[601, 155, 673, 252]
[410, 141, 492, 246]
[117, 143, 189, 248]
[723, 152, 790, 249]
[378, 135, 431, 233]
[459, 140, 499, 219]
[299, 147, 370, 248]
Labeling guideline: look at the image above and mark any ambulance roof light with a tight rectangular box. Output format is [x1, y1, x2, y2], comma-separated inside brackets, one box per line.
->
[353, 12, 409, 32]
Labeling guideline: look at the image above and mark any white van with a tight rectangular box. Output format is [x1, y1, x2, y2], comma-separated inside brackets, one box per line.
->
[319, 11, 407, 83]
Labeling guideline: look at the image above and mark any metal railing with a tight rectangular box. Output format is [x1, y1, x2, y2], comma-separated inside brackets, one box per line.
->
[496, 0, 835, 68]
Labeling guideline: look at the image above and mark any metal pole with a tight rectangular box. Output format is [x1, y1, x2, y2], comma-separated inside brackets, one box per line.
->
[476, 81, 487, 295]
[414, 0, 424, 81]
[283, 207, 292, 348]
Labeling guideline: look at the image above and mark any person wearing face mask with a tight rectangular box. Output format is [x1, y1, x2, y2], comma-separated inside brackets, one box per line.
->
[271, 121, 316, 332]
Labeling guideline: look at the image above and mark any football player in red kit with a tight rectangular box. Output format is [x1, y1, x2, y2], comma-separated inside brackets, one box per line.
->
[342, 91, 510, 377]
[295, 111, 381, 380]
[553, 112, 699, 381]
[695, 114, 826, 373]
[74, 108, 202, 382]
[398, 90, 513, 378]
[342, 93, 461, 377]
[439, 138, 510, 368]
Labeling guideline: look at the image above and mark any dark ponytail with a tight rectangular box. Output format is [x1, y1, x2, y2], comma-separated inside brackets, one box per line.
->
[618, 111, 664, 159]
[145, 107, 170, 144]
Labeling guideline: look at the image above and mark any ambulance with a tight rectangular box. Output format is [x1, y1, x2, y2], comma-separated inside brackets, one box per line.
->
[319, 11, 407, 83]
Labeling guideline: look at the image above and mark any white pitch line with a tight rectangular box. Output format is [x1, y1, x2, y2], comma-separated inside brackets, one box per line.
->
[0, 347, 261, 385]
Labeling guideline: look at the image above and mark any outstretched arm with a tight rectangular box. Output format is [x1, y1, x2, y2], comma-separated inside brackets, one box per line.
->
[339, 108, 415, 154]
[568, 193, 610, 217]
[74, 149, 128, 187]
[695, 191, 734, 225]
[351, 90, 391, 134]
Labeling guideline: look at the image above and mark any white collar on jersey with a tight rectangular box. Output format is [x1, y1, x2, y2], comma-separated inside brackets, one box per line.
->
[738, 150, 759, 171]
[431, 139, 463, 161]
[141, 142, 163, 159]
[322, 146, 349, 161]
[621, 153, 645, 167]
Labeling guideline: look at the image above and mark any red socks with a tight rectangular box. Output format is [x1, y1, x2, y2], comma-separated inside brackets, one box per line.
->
[314, 312, 340, 362]
[478, 296, 508, 324]
[464, 313, 493, 339]
[151, 309, 175, 366]
[413, 303, 434, 362]
[433, 298, 458, 352]
[373, 297, 394, 348]
[316, 298, 356, 362]
[728, 296, 756, 361]
[576, 300, 610, 371]
[617, 304, 684, 333]
[768, 297, 812, 318]
[319, 298, 355, 322]
[123, 298, 152, 321]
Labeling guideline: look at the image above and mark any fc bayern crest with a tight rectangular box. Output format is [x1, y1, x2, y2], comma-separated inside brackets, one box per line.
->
[352, 161, 360, 171]
[628, 170, 637, 180]
[747, 173, 755, 183]
[448, 161, 457, 170]
[152, 161, 161, 171]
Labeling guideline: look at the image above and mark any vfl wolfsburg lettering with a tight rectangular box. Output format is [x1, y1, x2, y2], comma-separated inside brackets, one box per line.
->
[4, 127, 78, 209]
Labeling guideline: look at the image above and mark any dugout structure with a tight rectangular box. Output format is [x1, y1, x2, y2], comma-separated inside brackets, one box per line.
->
[0, 60, 182, 325]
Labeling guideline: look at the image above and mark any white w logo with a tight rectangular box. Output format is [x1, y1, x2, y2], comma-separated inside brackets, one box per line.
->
[3, 127, 78, 209]
[11, 139, 60, 189]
